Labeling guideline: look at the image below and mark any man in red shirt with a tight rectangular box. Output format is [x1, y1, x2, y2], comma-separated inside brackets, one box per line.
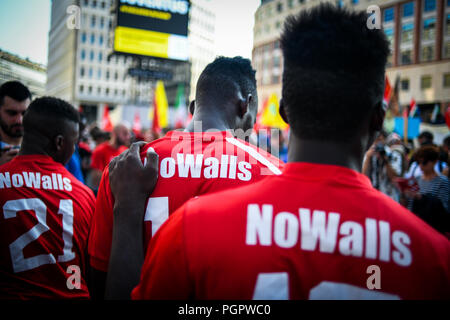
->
[89, 123, 130, 191]
[0, 97, 95, 299]
[88, 57, 284, 299]
[107, 4, 450, 300]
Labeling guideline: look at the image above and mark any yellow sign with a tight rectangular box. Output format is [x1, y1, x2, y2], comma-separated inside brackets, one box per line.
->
[114, 26, 170, 59]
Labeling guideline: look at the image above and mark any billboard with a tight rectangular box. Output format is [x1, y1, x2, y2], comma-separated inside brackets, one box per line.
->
[114, 0, 190, 61]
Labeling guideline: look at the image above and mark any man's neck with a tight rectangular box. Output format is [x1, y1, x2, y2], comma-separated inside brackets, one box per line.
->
[185, 111, 233, 133]
[287, 136, 366, 173]
[19, 141, 50, 158]
[0, 130, 21, 146]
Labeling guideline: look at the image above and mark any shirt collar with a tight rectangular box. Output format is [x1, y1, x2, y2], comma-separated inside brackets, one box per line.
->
[164, 130, 234, 141]
[282, 162, 373, 190]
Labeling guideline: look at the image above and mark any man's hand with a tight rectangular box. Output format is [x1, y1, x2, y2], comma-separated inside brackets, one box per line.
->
[105, 142, 159, 300]
[109, 141, 159, 205]
[0, 147, 19, 166]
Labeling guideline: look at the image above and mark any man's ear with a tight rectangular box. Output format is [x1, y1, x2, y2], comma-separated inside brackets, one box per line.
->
[54, 135, 64, 152]
[189, 100, 195, 116]
[370, 101, 386, 133]
[238, 94, 252, 119]
[279, 99, 289, 124]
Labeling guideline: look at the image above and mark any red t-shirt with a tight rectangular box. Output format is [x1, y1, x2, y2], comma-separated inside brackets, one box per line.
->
[0, 155, 95, 299]
[90, 142, 128, 172]
[132, 162, 450, 300]
[88, 130, 284, 271]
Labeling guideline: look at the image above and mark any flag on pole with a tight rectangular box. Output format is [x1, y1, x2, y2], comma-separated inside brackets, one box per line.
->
[431, 104, 440, 123]
[174, 84, 187, 129]
[133, 112, 142, 134]
[150, 80, 169, 132]
[383, 75, 392, 108]
[260, 93, 288, 130]
[409, 98, 418, 118]
[101, 105, 113, 132]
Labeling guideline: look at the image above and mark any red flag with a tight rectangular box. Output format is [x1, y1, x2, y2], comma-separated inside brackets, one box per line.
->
[445, 105, 450, 129]
[101, 106, 113, 132]
[133, 112, 142, 134]
[409, 98, 417, 117]
[383, 75, 392, 106]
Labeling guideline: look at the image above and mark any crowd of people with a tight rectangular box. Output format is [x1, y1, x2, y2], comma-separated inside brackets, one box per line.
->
[0, 4, 449, 300]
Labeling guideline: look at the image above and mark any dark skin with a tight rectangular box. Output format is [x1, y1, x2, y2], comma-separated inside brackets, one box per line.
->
[104, 96, 386, 299]
[99, 84, 257, 300]
[279, 99, 386, 169]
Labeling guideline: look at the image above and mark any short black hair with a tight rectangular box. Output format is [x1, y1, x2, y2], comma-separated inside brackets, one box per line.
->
[0, 81, 32, 107]
[196, 56, 257, 107]
[23, 97, 80, 137]
[280, 4, 390, 141]
[418, 131, 434, 144]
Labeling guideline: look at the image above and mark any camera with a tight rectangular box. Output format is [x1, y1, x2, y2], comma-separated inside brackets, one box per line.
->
[375, 143, 386, 156]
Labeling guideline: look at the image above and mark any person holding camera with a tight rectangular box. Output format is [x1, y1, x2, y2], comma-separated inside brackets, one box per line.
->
[363, 131, 404, 202]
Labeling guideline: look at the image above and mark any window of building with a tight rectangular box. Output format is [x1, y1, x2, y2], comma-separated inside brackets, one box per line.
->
[443, 74, 450, 87]
[114, 89, 118, 96]
[80, 85, 84, 93]
[422, 18, 436, 41]
[403, 2, 414, 18]
[106, 88, 110, 95]
[81, 50, 86, 60]
[114, 72, 118, 80]
[352, 0, 359, 4]
[101, 1, 105, 9]
[424, 0, 436, 12]
[88, 86, 92, 94]
[90, 50, 95, 61]
[421, 75, 432, 89]
[98, 69, 102, 79]
[444, 41, 450, 58]
[99, 52, 103, 62]
[91, 16, 96, 28]
[299, 0, 305, 4]
[400, 49, 412, 64]
[276, 21, 281, 29]
[81, 33, 87, 43]
[80, 67, 85, 77]
[106, 70, 110, 80]
[100, 17, 105, 29]
[277, 2, 283, 12]
[99, 35, 104, 45]
[92, 0, 97, 8]
[401, 79, 410, 91]
[88, 68, 93, 78]
[401, 23, 414, 43]
[421, 45, 434, 62]
[98, 87, 101, 95]
[91, 34, 95, 44]
[288, 0, 294, 9]
[273, 56, 281, 68]
[384, 8, 394, 23]
[272, 75, 280, 84]
[445, 14, 450, 36]
[84, 0, 89, 6]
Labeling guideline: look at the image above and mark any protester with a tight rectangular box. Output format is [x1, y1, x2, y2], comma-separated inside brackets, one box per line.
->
[89, 56, 284, 299]
[0, 81, 31, 166]
[405, 131, 447, 179]
[362, 131, 403, 202]
[403, 145, 450, 235]
[0, 97, 95, 299]
[89, 124, 130, 192]
[440, 135, 449, 178]
[105, 4, 450, 300]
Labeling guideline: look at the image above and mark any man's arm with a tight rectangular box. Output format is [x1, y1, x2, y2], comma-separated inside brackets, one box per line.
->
[105, 142, 159, 300]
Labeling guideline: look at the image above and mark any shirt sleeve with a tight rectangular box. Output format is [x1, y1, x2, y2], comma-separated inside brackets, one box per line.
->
[131, 204, 192, 300]
[88, 167, 115, 272]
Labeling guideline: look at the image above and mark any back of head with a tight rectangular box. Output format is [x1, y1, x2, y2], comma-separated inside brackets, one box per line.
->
[196, 56, 257, 110]
[23, 97, 80, 164]
[280, 4, 389, 142]
[418, 131, 434, 146]
[0, 81, 32, 107]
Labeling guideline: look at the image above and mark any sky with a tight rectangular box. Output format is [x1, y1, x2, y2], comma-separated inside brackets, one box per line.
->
[0, 0, 260, 66]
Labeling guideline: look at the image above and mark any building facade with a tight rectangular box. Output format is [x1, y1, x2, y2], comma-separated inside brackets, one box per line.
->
[0, 49, 47, 98]
[47, 0, 216, 128]
[252, 0, 450, 124]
